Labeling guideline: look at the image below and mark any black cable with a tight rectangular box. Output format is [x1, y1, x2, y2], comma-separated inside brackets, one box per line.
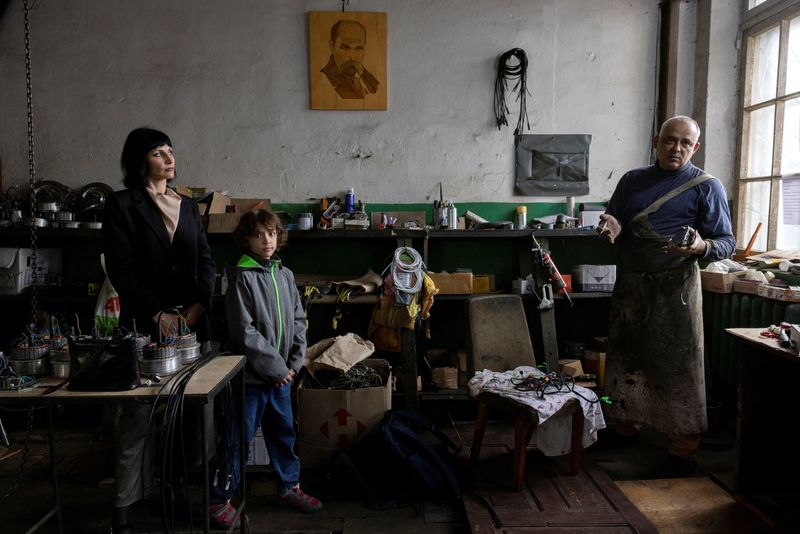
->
[140, 355, 213, 533]
[494, 48, 531, 136]
[511, 372, 602, 405]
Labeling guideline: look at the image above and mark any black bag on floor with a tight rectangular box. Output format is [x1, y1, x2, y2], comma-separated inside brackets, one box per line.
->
[381, 409, 462, 499]
[328, 409, 463, 509]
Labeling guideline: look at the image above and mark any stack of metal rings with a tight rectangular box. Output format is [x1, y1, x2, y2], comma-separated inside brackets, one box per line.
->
[8, 343, 50, 376]
[50, 335, 70, 378]
[140, 340, 180, 376]
[176, 332, 201, 365]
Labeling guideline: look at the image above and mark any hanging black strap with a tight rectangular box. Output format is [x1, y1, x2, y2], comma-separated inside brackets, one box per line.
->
[494, 48, 531, 136]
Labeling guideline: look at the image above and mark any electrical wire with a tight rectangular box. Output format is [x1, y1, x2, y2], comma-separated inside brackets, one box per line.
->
[494, 48, 531, 136]
[384, 247, 425, 294]
[141, 354, 214, 533]
[510, 372, 608, 405]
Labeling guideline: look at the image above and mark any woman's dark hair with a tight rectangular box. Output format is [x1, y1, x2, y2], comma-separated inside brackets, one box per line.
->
[120, 127, 173, 189]
[232, 209, 287, 252]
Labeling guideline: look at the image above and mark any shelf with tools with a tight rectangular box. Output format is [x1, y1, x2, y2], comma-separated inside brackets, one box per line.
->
[0, 227, 615, 409]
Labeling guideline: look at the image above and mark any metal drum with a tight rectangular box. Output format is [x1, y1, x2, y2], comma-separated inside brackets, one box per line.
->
[9, 358, 50, 376]
[139, 354, 182, 376]
[178, 342, 202, 364]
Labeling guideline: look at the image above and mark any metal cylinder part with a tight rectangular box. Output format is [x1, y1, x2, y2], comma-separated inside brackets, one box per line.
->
[51, 359, 70, 378]
[139, 355, 182, 376]
[175, 332, 197, 349]
[52, 347, 70, 362]
[9, 358, 50, 376]
[141, 343, 177, 361]
[37, 201, 59, 212]
[10, 344, 50, 361]
[178, 343, 202, 364]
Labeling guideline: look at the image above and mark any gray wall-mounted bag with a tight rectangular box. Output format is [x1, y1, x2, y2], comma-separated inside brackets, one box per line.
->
[515, 134, 591, 196]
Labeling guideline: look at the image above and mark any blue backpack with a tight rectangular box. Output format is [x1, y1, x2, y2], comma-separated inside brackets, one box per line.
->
[380, 409, 462, 499]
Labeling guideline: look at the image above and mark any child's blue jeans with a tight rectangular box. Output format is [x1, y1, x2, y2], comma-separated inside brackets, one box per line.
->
[210, 382, 300, 503]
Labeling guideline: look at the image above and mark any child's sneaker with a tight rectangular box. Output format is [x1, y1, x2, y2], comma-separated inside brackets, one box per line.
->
[279, 484, 323, 513]
[209, 501, 241, 530]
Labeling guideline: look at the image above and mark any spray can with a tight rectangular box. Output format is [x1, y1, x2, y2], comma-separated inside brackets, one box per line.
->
[446, 200, 458, 229]
[516, 206, 527, 230]
[345, 187, 355, 213]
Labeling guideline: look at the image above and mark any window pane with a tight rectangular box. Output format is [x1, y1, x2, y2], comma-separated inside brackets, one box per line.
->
[750, 26, 780, 105]
[778, 179, 800, 248]
[742, 181, 770, 252]
[788, 17, 800, 94]
[781, 98, 800, 174]
[749, 0, 768, 8]
[747, 105, 775, 177]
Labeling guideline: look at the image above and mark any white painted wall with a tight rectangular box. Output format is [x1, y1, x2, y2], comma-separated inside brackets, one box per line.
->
[0, 0, 730, 205]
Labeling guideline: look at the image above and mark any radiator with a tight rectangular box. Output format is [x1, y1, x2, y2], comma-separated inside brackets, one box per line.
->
[702, 292, 788, 392]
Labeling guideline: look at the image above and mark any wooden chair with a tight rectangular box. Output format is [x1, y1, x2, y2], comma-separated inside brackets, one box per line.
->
[466, 294, 583, 490]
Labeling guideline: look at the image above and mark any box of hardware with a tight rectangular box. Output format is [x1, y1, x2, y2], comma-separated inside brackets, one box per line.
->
[0, 248, 63, 295]
[701, 270, 743, 293]
[297, 358, 391, 467]
[572, 264, 616, 292]
[427, 271, 473, 294]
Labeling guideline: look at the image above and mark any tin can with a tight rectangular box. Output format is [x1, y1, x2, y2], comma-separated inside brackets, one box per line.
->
[298, 213, 313, 230]
[516, 206, 527, 230]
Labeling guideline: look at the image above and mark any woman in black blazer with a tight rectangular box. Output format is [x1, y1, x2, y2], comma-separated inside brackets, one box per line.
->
[103, 127, 216, 533]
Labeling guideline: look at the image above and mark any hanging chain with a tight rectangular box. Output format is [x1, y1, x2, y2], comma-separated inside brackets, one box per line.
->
[1, 405, 35, 499]
[23, 0, 38, 326]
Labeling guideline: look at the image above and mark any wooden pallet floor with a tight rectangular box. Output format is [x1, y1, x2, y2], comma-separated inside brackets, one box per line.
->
[464, 445, 657, 533]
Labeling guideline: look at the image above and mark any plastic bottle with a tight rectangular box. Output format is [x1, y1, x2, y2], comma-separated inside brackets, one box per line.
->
[345, 188, 355, 213]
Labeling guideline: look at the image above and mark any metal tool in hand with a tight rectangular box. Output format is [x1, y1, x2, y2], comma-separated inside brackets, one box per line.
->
[531, 235, 573, 306]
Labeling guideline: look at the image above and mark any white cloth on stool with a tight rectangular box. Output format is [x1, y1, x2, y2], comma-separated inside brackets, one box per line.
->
[468, 366, 606, 456]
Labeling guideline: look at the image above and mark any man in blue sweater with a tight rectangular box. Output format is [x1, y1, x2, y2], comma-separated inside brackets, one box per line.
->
[597, 116, 736, 478]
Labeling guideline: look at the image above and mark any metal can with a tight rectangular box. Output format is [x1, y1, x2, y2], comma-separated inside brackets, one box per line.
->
[298, 213, 313, 230]
[516, 206, 527, 230]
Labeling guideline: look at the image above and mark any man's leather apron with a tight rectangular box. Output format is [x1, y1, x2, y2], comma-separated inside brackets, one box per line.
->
[604, 174, 713, 435]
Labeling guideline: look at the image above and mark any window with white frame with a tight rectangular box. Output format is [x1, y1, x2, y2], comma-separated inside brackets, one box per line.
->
[738, 0, 800, 251]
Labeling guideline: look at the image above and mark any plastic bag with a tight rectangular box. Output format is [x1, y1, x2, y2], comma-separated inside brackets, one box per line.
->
[94, 277, 120, 336]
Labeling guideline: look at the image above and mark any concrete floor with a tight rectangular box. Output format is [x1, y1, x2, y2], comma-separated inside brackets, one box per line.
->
[0, 407, 744, 534]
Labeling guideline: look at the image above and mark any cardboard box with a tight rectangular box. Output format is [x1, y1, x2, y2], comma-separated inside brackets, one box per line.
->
[756, 283, 800, 302]
[0, 248, 63, 295]
[205, 198, 272, 233]
[558, 358, 584, 377]
[733, 279, 763, 295]
[431, 367, 458, 389]
[700, 270, 743, 293]
[473, 275, 493, 294]
[427, 272, 473, 295]
[200, 191, 231, 214]
[582, 350, 606, 388]
[246, 426, 270, 466]
[572, 264, 616, 292]
[297, 358, 391, 467]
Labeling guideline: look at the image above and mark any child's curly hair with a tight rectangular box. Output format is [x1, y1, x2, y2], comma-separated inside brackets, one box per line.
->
[232, 209, 287, 251]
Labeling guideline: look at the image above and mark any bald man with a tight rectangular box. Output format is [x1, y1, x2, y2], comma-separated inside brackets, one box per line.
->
[597, 116, 736, 478]
[321, 19, 379, 99]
